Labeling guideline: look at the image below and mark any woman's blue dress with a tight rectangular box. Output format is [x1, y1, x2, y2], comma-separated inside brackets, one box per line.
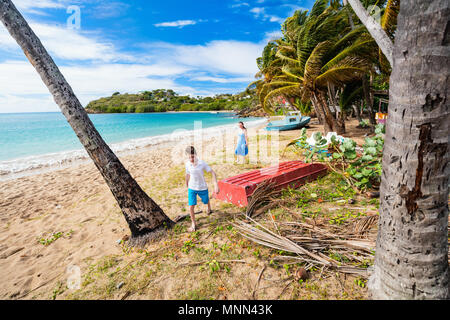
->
[235, 129, 248, 156]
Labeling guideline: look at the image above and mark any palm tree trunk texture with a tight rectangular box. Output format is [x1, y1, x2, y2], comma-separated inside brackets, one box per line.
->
[310, 95, 322, 124]
[362, 76, 376, 125]
[311, 93, 331, 133]
[327, 83, 346, 127]
[344, 2, 355, 29]
[0, 0, 174, 245]
[368, 0, 449, 299]
[353, 104, 362, 123]
[368, 75, 376, 125]
[316, 91, 345, 135]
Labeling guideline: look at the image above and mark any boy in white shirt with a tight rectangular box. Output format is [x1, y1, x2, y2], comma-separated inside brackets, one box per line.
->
[185, 146, 219, 232]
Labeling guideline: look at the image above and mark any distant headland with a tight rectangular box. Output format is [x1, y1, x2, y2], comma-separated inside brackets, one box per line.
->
[84, 89, 257, 114]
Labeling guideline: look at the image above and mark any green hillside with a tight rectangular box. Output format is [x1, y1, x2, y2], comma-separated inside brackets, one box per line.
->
[85, 89, 256, 113]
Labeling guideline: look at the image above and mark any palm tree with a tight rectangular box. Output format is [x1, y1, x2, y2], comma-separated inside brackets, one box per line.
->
[0, 0, 174, 246]
[253, 0, 399, 133]
[338, 79, 364, 122]
[349, 0, 449, 299]
[347, 0, 394, 65]
[259, 1, 375, 134]
[248, 40, 283, 113]
[353, 0, 400, 125]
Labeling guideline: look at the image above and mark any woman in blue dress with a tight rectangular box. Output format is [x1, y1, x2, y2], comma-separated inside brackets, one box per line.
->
[235, 121, 248, 163]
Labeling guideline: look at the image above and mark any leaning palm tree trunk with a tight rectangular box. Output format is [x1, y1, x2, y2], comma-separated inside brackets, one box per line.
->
[0, 0, 174, 245]
[368, 0, 449, 299]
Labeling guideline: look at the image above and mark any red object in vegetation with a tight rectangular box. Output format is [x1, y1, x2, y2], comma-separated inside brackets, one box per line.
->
[213, 161, 327, 207]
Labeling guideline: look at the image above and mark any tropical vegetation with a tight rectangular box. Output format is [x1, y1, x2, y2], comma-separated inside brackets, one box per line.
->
[85, 89, 256, 113]
[249, 0, 399, 134]
[2, 0, 448, 300]
[288, 123, 385, 191]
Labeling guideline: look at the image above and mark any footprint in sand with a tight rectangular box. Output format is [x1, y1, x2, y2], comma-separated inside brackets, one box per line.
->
[0, 247, 25, 259]
[25, 267, 35, 276]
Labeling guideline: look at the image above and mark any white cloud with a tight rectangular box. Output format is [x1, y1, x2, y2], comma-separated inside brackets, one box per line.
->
[0, 21, 130, 62]
[31, 23, 119, 61]
[13, 0, 66, 10]
[231, 2, 250, 8]
[268, 16, 284, 23]
[191, 76, 253, 83]
[154, 20, 199, 28]
[0, 60, 49, 95]
[0, 10, 272, 113]
[0, 37, 264, 113]
[62, 63, 192, 96]
[92, 2, 130, 19]
[0, 27, 16, 50]
[0, 32, 268, 112]
[264, 30, 283, 41]
[250, 6, 285, 24]
[250, 7, 265, 16]
[0, 94, 56, 113]
[0, 60, 195, 112]
[150, 40, 263, 77]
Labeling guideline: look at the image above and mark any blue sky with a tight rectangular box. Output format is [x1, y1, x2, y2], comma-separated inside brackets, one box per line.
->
[0, 0, 314, 113]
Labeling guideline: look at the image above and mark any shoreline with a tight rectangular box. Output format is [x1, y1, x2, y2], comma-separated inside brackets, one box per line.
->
[0, 110, 238, 115]
[0, 118, 374, 300]
[0, 119, 274, 300]
[0, 118, 268, 181]
[86, 110, 239, 114]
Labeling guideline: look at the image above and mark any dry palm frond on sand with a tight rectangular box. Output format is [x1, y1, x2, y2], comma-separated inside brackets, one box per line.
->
[246, 181, 281, 218]
[233, 214, 375, 278]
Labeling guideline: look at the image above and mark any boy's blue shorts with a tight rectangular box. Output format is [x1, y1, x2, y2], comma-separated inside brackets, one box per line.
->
[188, 189, 209, 206]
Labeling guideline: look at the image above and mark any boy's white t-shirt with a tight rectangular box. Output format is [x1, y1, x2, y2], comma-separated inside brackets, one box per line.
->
[185, 159, 212, 191]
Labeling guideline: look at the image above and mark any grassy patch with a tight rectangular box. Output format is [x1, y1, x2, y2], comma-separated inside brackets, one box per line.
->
[57, 129, 377, 300]
[38, 230, 73, 246]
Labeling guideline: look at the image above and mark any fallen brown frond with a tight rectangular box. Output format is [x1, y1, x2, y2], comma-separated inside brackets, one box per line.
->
[233, 214, 374, 278]
[246, 181, 280, 218]
[353, 214, 379, 236]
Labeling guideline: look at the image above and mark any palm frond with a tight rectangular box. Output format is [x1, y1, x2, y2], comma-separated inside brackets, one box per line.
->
[278, 45, 296, 53]
[272, 75, 298, 82]
[247, 80, 263, 90]
[304, 41, 332, 86]
[262, 81, 300, 88]
[315, 64, 367, 88]
[331, 24, 367, 52]
[259, 81, 297, 110]
[281, 65, 304, 80]
[321, 38, 376, 72]
[275, 50, 300, 65]
[381, 0, 399, 40]
[263, 84, 300, 114]
[308, 0, 329, 19]
[297, 6, 345, 71]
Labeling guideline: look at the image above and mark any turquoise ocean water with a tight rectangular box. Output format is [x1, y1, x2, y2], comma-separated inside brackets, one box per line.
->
[0, 112, 264, 176]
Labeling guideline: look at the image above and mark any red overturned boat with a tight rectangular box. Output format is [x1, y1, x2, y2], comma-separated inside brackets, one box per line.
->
[214, 161, 327, 207]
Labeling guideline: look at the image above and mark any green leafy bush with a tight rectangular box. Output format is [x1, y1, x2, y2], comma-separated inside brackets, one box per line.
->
[287, 124, 385, 191]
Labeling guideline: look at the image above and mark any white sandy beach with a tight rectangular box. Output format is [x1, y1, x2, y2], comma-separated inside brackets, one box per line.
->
[0, 118, 375, 299]
[0, 121, 273, 299]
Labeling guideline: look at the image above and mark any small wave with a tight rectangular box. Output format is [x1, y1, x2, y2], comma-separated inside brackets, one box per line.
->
[0, 118, 267, 180]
